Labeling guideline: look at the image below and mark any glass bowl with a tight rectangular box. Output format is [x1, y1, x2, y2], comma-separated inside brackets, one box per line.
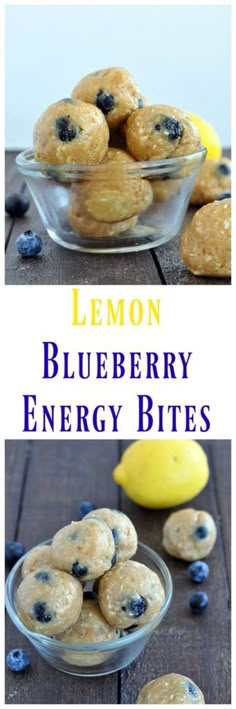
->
[16, 148, 206, 254]
[5, 540, 172, 677]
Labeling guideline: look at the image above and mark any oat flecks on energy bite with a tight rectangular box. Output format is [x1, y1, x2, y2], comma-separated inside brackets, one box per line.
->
[181, 198, 231, 277]
[190, 157, 231, 205]
[136, 673, 205, 704]
[51, 518, 116, 581]
[57, 598, 119, 643]
[71, 67, 144, 130]
[98, 560, 165, 629]
[84, 508, 138, 561]
[162, 508, 217, 561]
[33, 98, 109, 164]
[125, 104, 200, 161]
[22, 544, 53, 578]
[16, 568, 83, 635]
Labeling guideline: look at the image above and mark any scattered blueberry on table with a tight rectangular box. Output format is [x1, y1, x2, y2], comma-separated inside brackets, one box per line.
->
[5, 541, 25, 569]
[188, 560, 209, 583]
[5, 193, 30, 218]
[79, 500, 97, 518]
[16, 230, 42, 257]
[6, 648, 31, 673]
[189, 591, 208, 614]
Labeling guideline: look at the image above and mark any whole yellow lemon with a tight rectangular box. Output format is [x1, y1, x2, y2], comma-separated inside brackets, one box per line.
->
[187, 112, 222, 160]
[113, 440, 209, 508]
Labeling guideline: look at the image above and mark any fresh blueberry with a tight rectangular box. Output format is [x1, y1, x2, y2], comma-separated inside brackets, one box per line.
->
[187, 683, 198, 698]
[33, 601, 52, 623]
[55, 116, 77, 142]
[71, 561, 88, 578]
[188, 560, 209, 583]
[189, 591, 208, 614]
[5, 193, 30, 218]
[217, 162, 231, 176]
[5, 541, 25, 569]
[216, 192, 231, 201]
[111, 552, 117, 567]
[79, 501, 97, 518]
[155, 123, 161, 132]
[162, 116, 182, 140]
[111, 528, 119, 545]
[96, 90, 115, 114]
[122, 595, 147, 618]
[6, 648, 31, 672]
[16, 230, 42, 257]
[34, 571, 50, 583]
[195, 525, 208, 539]
[83, 591, 98, 600]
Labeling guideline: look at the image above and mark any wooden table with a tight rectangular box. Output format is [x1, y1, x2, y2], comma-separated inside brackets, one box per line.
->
[5, 151, 231, 286]
[5, 440, 231, 704]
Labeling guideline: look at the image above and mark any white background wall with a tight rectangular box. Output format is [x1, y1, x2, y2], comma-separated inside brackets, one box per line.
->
[5, 4, 231, 148]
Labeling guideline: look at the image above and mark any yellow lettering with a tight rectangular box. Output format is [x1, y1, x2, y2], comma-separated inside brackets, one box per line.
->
[147, 299, 160, 325]
[72, 288, 86, 326]
[91, 299, 102, 325]
[129, 299, 143, 325]
[107, 299, 125, 325]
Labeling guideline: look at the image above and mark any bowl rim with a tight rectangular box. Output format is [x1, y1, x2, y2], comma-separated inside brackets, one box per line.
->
[16, 146, 207, 178]
[5, 539, 173, 653]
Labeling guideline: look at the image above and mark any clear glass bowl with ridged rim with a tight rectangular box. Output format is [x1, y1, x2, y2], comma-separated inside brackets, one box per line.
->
[5, 539, 173, 677]
[16, 148, 206, 254]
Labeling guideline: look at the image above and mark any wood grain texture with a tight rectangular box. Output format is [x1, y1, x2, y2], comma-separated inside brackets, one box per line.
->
[5, 151, 231, 286]
[5, 440, 230, 704]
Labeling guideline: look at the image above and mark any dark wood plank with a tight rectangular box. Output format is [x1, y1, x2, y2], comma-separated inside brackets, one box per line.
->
[5, 441, 30, 540]
[118, 440, 230, 704]
[208, 440, 231, 585]
[5, 440, 120, 704]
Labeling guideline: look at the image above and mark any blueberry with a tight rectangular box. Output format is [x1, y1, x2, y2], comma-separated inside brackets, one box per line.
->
[111, 528, 119, 545]
[155, 123, 161, 132]
[188, 560, 209, 583]
[111, 552, 117, 567]
[216, 192, 231, 201]
[6, 648, 30, 672]
[195, 525, 208, 539]
[79, 501, 97, 518]
[162, 116, 182, 140]
[5, 541, 25, 569]
[137, 97, 143, 108]
[71, 561, 88, 578]
[16, 230, 42, 257]
[187, 683, 198, 698]
[189, 591, 208, 614]
[122, 595, 147, 618]
[33, 601, 52, 623]
[217, 162, 231, 176]
[96, 90, 115, 114]
[5, 193, 30, 218]
[34, 571, 50, 583]
[55, 116, 77, 142]
[83, 591, 98, 600]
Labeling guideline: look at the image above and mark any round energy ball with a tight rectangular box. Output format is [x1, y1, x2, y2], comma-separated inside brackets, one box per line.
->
[67, 192, 137, 237]
[98, 560, 165, 629]
[33, 98, 109, 164]
[51, 518, 116, 581]
[16, 568, 83, 635]
[190, 157, 231, 205]
[85, 508, 138, 561]
[136, 673, 205, 704]
[57, 597, 119, 643]
[22, 544, 53, 578]
[71, 67, 144, 130]
[181, 199, 231, 277]
[125, 105, 200, 161]
[162, 508, 217, 561]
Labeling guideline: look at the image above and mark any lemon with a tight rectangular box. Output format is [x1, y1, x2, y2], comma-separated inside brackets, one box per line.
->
[113, 440, 209, 508]
[187, 112, 222, 160]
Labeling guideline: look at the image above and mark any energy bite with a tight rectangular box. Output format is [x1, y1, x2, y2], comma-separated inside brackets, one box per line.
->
[71, 67, 144, 131]
[98, 560, 164, 629]
[33, 98, 109, 164]
[57, 597, 119, 643]
[162, 509, 217, 561]
[190, 157, 231, 205]
[136, 673, 205, 704]
[85, 508, 138, 561]
[67, 202, 137, 238]
[22, 544, 53, 578]
[181, 199, 231, 277]
[70, 148, 153, 224]
[16, 568, 83, 635]
[151, 178, 182, 203]
[51, 518, 116, 581]
[125, 105, 200, 161]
